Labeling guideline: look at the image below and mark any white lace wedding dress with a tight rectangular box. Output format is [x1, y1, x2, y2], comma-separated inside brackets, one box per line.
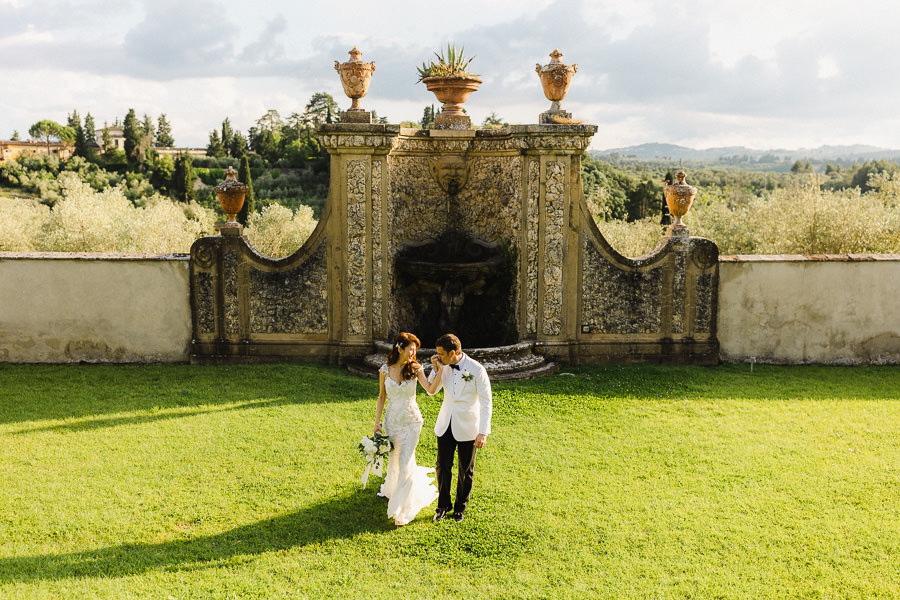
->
[378, 364, 439, 524]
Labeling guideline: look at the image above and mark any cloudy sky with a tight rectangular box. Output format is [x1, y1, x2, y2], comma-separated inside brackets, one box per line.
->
[2, 0, 899, 151]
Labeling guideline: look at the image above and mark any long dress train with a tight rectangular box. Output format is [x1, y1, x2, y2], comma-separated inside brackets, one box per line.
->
[378, 364, 439, 524]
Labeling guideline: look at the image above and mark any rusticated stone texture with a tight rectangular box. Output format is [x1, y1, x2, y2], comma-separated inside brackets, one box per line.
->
[224, 249, 239, 334]
[371, 160, 384, 339]
[248, 244, 328, 334]
[196, 272, 215, 335]
[346, 159, 368, 336]
[581, 241, 664, 333]
[525, 161, 540, 335]
[696, 273, 714, 332]
[542, 161, 565, 336]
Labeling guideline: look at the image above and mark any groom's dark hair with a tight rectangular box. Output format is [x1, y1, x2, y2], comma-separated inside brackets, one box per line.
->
[436, 333, 461, 352]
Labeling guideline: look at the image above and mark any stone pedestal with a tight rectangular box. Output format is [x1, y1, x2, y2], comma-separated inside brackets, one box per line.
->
[539, 110, 574, 124]
[219, 222, 243, 236]
[340, 111, 373, 124]
[433, 113, 472, 129]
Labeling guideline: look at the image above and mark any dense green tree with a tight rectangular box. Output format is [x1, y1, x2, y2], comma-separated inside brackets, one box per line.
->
[627, 179, 663, 220]
[172, 152, 195, 202]
[68, 110, 89, 158]
[790, 159, 813, 174]
[11, 130, 20, 140]
[302, 94, 339, 129]
[257, 109, 284, 132]
[100, 123, 112, 153]
[236, 153, 255, 225]
[229, 130, 248, 158]
[28, 119, 74, 153]
[141, 114, 155, 140]
[421, 105, 436, 128]
[249, 127, 279, 163]
[122, 109, 142, 161]
[83, 113, 96, 150]
[150, 154, 175, 194]
[221, 118, 234, 154]
[206, 130, 225, 158]
[850, 159, 900, 192]
[155, 114, 174, 147]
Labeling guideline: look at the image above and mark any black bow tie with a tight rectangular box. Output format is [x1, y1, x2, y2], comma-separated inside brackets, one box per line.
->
[449, 363, 461, 371]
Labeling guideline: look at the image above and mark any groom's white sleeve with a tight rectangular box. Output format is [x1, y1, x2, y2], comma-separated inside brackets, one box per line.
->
[426, 365, 443, 395]
[477, 366, 492, 435]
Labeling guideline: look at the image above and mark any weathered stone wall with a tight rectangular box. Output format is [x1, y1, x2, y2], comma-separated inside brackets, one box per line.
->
[189, 224, 331, 363]
[387, 130, 524, 342]
[718, 255, 900, 364]
[0, 252, 191, 362]
[1, 252, 897, 365]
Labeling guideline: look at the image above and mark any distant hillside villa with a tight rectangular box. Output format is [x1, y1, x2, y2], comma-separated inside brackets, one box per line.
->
[95, 127, 205, 157]
[0, 128, 206, 165]
[98, 126, 126, 152]
[0, 139, 73, 164]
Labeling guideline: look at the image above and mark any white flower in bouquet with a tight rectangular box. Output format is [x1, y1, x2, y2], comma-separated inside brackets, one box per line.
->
[358, 433, 394, 487]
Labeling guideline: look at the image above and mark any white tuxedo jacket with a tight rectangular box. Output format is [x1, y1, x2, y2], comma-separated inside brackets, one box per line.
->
[431, 353, 492, 441]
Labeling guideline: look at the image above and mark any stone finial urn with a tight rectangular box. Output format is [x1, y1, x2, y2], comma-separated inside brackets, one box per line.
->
[422, 76, 483, 118]
[215, 167, 248, 224]
[664, 171, 698, 229]
[536, 49, 578, 115]
[334, 46, 375, 112]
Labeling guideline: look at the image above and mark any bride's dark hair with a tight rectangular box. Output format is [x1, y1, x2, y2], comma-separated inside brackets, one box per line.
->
[387, 332, 421, 381]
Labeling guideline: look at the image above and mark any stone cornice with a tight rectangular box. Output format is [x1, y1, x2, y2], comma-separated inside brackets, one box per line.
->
[318, 123, 400, 151]
[391, 123, 598, 154]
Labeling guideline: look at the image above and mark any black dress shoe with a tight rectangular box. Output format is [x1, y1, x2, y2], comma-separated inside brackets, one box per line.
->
[452, 512, 464, 522]
[433, 509, 447, 522]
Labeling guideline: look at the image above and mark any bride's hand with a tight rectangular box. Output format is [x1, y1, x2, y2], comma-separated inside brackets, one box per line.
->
[374, 423, 383, 435]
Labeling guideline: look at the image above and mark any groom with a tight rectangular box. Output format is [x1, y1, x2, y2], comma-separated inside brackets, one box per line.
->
[429, 333, 492, 523]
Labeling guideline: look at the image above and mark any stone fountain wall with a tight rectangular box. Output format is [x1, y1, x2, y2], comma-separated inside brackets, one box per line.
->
[188, 122, 718, 365]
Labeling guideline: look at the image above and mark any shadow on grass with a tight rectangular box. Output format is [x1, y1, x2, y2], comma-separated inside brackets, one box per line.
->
[0, 362, 376, 426]
[8, 397, 298, 435]
[0, 489, 389, 584]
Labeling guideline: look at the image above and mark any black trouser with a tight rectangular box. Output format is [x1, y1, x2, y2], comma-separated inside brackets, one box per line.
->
[436, 422, 477, 514]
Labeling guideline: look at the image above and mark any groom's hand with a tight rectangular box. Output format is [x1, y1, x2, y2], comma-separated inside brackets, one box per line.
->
[474, 434, 487, 448]
[430, 356, 442, 369]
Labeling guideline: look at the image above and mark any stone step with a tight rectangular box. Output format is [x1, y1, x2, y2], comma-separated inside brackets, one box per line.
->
[350, 340, 556, 381]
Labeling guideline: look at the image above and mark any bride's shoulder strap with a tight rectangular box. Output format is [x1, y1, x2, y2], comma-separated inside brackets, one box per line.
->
[379, 363, 389, 374]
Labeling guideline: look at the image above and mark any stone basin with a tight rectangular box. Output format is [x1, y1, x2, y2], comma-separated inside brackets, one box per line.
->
[348, 340, 558, 381]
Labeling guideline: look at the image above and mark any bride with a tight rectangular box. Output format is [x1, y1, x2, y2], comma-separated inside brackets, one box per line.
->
[373, 332, 442, 526]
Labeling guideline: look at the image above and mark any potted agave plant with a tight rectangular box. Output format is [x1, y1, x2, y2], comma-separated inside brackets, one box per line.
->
[417, 44, 481, 127]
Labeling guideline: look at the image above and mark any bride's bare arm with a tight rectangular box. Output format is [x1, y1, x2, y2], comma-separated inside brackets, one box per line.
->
[417, 364, 443, 395]
[374, 371, 387, 434]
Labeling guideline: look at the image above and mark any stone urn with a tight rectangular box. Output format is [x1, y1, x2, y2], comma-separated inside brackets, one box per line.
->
[422, 76, 482, 118]
[664, 171, 698, 229]
[536, 49, 578, 115]
[334, 46, 375, 112]
[215, 167, 248, 224]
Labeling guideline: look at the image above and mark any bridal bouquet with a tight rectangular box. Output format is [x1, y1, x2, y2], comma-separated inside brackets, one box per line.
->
[358, 433, 393, 487]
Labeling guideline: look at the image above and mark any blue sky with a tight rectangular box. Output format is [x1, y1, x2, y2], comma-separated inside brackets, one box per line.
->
[2, 0, 899, 150]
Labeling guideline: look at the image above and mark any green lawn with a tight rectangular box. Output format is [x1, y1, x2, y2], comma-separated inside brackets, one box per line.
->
[0, 363, 898, 599]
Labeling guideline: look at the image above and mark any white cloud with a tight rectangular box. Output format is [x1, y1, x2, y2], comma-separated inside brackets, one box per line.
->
[2, 0, 900, 149]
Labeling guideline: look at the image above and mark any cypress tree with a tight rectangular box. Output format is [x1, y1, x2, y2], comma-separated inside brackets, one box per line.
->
[155, 114, 174, 147]
[122, 108, 141, 161]
[83, 113, 96, 155]
[173, 152, 195, 202]
[237, 153, 255, 225]
[68, 110, 87, 158]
